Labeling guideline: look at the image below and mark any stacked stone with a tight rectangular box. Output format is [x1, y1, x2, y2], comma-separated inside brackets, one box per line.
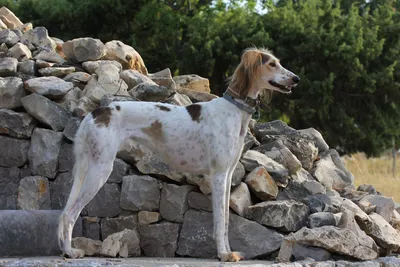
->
[1, 7, 400, 265]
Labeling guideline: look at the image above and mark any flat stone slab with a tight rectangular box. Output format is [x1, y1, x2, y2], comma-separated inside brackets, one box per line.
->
[0, 256, 400, 267]
[0, 210, 81, 257]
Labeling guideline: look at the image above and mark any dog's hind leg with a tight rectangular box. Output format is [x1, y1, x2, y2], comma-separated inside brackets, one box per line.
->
[59, 158, 114, 258]
[58, 126, 118, 258]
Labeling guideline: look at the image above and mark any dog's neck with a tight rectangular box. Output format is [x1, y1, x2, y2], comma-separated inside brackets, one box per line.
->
[223, 87, 260, 114]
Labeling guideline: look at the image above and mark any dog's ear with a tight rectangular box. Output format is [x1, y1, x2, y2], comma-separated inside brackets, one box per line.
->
[261, 53, 270, 65]
[229, 49, 264, 98]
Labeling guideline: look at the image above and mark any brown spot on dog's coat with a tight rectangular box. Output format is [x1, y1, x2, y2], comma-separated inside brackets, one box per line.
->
[156, 104, 171, 112]
[92, 107, 112, 127]
[186, 104, 202, 123]
[141, 120, 164, 142]
[116, 105, 121, 111]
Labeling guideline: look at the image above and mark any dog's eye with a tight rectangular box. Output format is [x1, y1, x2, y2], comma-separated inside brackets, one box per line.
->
[269, 62, 276, 67]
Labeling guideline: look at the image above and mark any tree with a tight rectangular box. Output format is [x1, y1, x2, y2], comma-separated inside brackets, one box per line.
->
[261, 0, 400, 156]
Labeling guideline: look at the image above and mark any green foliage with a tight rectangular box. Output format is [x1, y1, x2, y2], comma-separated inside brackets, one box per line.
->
[4, 0, 400, 156]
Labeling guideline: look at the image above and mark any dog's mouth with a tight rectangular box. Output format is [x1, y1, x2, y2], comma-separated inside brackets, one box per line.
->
[269, 80, 296, 93]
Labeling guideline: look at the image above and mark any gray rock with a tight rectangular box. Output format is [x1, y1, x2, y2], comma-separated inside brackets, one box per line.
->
[186, 174, 212, 195]
[8, 42, 31, 61]
[254, 140, 302, 175]
[120, 175, 160, 212]
[101, 228, 141, 257]
[241, 150, 289, 184]
[0, 109, 37, 138]
[108, 158, 130, 183]
[229, 182, 253, 216]
[229, 213, 283, 259]
[148, 68, 176, 91]
[71, 237, 102, 256]
[246, 200, 310, 232]
[187, 191, 212, 212]
[0, 29, 19, 46]
[377, 256, 400, 267]
[277, 170, 325, 202]
[138, 211, 161, 225]
[17, 176, 51, 210]
[165, 92, 192, 106]
[82, 60, 122, 74]
[17, 59, 35, 75]
[139, 222, 181, 257]
[0, 76, 25, 109]
[100, 94, 137, 107]
[0, 135, 30, 167]
[0, 210, 81, 256]
[28, 128, 63, 178]
[38, 66, 75, 77]
[177, 209, 284, 259]
[130, 82, 172, 102]
[232, 161, 245, 187]
[82, 216, 100, 240]
[73, 96, 99, 117]
[0, 57, 17, 76]
[245, 166, 279, 200]
[33, 50, 65, 63]
[277, 226, 379, 262]
[50, 172, 73, 209]
[85, 183, 121, 217]
[101, 215, 138, 240]
[20, 27, 56, 50]
[254, 120, 297, 140]
[63, 38, 107, 62]
[58, 142, 73, 173]
[136, 153, 186, 183]
[243, 130, 259, 154]
[21, 93, 72, 131]
[24, 76, 74, 99]
[62, 116, 81, 141]
[361, 195, 395, 223]
[298, 128, 329, 153]
[292, 244, 331, 261]
[0, 166, 20, 209]
[117, 138, 151, 165]
[82, 72, 129, 104]
[307, 212, 337, 228]
[103, 40, 147, 72]
[312, 149, 354, 190]
[160, 183, 195, 223]
[176, 210, 215, 258]
[357, 184, 377, 195]
[63, 71, 91, 89]
[303, 194, 335, 213]
[358, 212, 400, 253]
[120, 69, 154, 88]
[275, 135, 318, 171]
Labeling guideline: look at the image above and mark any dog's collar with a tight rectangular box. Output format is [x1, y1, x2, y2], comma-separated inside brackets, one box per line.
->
[222, 88, 259, 114]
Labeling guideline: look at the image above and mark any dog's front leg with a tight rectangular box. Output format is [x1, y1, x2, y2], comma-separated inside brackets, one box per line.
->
[211, 172, 243, 262]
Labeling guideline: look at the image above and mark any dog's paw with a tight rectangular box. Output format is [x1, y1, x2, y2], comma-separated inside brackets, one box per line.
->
[220, 251, 245, 262]
[64, 248, 85, 259]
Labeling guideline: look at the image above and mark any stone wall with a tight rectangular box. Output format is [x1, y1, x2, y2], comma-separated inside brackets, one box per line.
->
[1, 7, 400, 264]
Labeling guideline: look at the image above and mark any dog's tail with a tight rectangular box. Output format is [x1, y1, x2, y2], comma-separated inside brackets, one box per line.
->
[57, 117, 91, 252]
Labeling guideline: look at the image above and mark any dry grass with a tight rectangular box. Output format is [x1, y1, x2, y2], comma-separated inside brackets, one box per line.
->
[343, 152, 400, 202]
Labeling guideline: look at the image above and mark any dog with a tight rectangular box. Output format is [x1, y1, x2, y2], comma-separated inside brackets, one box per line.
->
[58, 48, 299, 262]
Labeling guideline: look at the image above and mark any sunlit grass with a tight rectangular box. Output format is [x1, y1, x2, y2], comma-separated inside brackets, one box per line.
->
[343, 152, 400, 203]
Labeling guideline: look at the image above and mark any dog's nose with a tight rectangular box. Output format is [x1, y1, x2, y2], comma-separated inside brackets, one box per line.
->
[292, 76, 300, 83]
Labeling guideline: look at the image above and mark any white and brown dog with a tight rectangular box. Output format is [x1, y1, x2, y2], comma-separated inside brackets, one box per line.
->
[58, 48, 299, 261]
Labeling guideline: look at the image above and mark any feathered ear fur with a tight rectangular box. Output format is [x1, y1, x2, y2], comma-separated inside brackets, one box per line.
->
[228, 48, 271, 98]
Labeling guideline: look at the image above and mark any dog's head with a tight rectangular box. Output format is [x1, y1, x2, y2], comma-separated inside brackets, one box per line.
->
[257, 50, 299, 94]
[229, 48, 299, 98]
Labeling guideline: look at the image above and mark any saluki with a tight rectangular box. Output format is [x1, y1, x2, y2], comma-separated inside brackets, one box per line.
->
[58, 48, 299, 262]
